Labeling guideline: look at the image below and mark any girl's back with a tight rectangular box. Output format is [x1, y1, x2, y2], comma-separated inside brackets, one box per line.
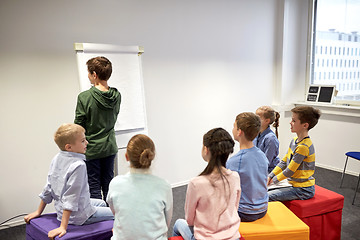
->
[107, 134, 173, 240]
[186, 169, 241, 240]
[108, 171, 172, 240]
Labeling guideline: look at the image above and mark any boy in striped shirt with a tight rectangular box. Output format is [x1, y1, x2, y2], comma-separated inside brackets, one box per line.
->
[268, 106, 321, 201]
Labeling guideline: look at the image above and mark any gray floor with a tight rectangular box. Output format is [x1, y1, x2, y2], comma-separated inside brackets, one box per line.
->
[1, 167, 359, 239]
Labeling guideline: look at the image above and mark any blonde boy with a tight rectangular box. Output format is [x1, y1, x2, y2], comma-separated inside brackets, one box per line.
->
[24, 123, 113, 239]
[268, 106, 321, 201]
[226, 112, 269, 222]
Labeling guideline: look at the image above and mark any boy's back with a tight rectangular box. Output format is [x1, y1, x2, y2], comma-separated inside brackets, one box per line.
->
[75, 87, 121, 160]
[41, 151, 96, 225]
[227, 146, 268, 214]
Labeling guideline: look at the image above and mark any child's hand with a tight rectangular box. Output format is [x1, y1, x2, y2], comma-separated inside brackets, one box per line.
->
[24, 200, 47, 224]
[24, 211, 41, 224]
[267, 177, 273, 186]
[48, 226, 67, 239]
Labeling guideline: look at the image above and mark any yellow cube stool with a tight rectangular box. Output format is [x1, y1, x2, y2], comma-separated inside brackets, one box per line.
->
[239, 201, 309, 240]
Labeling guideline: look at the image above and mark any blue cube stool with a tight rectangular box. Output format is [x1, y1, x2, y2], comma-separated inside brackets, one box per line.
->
[26, 213, 114, 240]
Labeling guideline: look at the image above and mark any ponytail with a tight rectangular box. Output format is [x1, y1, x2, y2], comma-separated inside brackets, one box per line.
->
[273, 111, 280, 138]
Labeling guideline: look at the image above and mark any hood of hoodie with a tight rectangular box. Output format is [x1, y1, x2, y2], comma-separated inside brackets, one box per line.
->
[90, 86, 121, 110]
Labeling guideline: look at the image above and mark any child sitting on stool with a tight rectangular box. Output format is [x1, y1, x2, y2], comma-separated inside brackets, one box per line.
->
[24, 123, 114, 239]
[227, 112, 269, 222]
[268, 106, 321, 201]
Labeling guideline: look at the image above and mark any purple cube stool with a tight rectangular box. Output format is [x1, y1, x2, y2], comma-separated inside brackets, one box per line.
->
[26, 213, 114, 240]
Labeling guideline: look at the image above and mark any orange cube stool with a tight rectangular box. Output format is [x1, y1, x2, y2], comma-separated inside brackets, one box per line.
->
[169, 236, 246, 240]
[239, 201, 309, 240]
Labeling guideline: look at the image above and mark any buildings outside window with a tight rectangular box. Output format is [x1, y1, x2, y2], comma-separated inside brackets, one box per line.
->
[311, 0, 360, 101]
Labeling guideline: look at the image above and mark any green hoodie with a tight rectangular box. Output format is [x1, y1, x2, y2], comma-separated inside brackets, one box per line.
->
[75, 86, 121, 160]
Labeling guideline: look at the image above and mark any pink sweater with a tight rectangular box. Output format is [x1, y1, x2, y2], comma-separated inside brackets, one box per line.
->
[185, 169, 241, 240]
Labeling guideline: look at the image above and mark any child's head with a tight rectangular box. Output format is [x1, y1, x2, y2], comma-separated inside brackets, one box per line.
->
[86, 56, 112, 81]
[291, 106, 321, 131]
[233, 112, 261, 141]
[256, 106, 280, 137]
[54, 123, 88, 154]
[126, 134, 155, 169]
[200, 128, 235, 176]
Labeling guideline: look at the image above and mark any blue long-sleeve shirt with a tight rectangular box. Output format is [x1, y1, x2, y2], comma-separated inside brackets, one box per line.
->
[40, 151, 96, 225]
[253, 127, 280, 173]
[226, 147, 268, 215]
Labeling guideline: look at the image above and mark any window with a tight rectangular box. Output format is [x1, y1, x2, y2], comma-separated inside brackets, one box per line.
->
[311, 0, 360, 102]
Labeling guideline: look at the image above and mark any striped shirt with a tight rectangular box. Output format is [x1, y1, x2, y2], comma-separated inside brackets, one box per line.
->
[269, 137, 315, 187]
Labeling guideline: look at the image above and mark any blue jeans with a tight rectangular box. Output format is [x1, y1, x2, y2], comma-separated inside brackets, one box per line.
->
[268, 185, 315, 202]
[238, 209, 267, 222]
[173, 219, 196, 240]
[86, 154, 116, 200]
[83, 198, 114, 224]
[173, 219, 239, 240]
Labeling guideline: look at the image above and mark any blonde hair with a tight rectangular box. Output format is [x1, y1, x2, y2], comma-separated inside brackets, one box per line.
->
[54, 123, 85, 151]
[127, 134, 155, 169]
[256, 106, 280, 138]
[235, 112, 261, 141]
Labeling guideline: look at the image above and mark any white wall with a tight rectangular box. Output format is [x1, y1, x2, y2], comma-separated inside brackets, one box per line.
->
[0, 0, 278, 224]
[1, 0, 358, 226]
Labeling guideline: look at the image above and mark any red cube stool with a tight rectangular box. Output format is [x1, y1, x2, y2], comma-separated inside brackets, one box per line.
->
[283, 185, 344, 240]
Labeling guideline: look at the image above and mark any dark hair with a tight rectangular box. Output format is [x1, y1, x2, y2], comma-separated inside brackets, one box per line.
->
[86, 56, 112, 81]
[127, 134, 155, 169]
[291, 106, 321, 130]
[200, 128, 235, 177]
[257, 106, 280, 138]
[235, 112, 261, 141]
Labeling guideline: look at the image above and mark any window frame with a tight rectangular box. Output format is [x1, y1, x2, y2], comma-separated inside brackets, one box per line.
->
[306, 0, 360, 106]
